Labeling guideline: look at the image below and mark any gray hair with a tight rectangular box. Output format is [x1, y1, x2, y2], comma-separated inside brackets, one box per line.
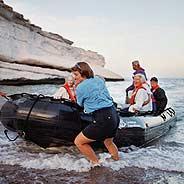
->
[65, 75, 75, 82]
[134, 74, 146, 83]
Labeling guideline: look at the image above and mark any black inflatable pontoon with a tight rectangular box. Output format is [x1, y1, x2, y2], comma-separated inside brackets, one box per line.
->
[0, 93, 177, 148]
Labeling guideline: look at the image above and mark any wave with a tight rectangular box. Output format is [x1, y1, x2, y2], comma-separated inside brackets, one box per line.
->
[0, 138, 184, 173]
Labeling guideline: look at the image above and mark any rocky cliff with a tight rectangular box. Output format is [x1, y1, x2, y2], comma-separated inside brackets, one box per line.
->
[0, 0, 123, 85]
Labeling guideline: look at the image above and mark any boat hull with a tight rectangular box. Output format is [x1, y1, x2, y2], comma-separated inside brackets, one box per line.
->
[0, 94, 177, 148]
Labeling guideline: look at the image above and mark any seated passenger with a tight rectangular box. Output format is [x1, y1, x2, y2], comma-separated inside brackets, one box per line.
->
[53, 75, 76, 102]
[121, 74, 152, 116]
[126, 60, 148, 103]
[150, 77, 168, 115]
[129, 74, 152, 113]
[127, 75, 152, 104]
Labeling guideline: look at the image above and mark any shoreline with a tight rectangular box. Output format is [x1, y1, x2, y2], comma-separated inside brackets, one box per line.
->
[0, 77, 124, 86]
[0, 163, 183, 184]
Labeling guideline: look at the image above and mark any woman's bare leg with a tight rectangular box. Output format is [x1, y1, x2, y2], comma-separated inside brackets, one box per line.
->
[74, 132, 99, 164]
[104, 138, 119, 161]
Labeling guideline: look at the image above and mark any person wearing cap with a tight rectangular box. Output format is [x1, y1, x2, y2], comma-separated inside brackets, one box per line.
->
[53, 75, 76, 102]
[150, 77, 167, 115]
[126, 60, 148, 103]
[121, 74, 152, 116]
[132, 60, 147, 79]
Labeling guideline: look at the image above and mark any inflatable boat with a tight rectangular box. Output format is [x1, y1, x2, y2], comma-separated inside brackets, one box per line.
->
[0, 93, 177, 148]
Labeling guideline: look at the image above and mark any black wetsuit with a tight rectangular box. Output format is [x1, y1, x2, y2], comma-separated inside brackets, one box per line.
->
[152, 87, 168, 115]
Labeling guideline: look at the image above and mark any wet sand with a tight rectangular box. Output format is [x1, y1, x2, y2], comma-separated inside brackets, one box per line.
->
[0, 164, 184, 184]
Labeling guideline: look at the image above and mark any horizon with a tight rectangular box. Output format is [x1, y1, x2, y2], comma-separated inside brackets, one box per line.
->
[5, 0, 184, 78]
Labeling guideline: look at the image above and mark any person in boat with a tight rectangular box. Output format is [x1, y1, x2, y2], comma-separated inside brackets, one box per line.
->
[71, 62, 120, 165]
[121, 74, 152, 116]
[150, 77, 168, 115]
[126, 60, 148, 103]
[53, 75, 76, 102]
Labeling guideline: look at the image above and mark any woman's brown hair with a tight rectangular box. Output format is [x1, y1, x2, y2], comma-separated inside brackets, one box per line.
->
[71, 62, 94, 78]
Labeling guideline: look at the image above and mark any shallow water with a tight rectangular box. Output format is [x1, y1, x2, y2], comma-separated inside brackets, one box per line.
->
[0, 78, 184, 183]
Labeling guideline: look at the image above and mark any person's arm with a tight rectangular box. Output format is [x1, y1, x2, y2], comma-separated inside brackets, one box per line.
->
[129, 89, 147, 112]
[126, 84, 134, 94]
[76, 86, 86, 107]
[143, 71, 147, 81]
[156, 89, 168, 114]
[125, 84, 134, 104]
[143, 83, 152, 95]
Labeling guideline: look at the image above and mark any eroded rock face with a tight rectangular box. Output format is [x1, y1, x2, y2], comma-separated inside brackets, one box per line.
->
[0, 1, 123, 84]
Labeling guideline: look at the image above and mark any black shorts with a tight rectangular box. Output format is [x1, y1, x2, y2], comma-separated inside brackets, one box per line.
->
[82, 106, 120, 141]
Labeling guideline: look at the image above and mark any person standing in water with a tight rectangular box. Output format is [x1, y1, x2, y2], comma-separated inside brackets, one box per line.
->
[126, 60, 148, 103]
[53, 75, 76, 102]
[71, 62, 119, 165]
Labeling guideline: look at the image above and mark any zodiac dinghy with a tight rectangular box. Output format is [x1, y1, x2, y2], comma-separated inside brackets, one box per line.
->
[0, 93, 177, 148]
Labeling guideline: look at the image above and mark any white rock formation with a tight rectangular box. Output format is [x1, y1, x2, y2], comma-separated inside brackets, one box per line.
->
[0, 1, 123, 84]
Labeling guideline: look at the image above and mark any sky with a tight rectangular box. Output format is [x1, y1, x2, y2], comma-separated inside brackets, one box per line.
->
[5, 0, 184, 78]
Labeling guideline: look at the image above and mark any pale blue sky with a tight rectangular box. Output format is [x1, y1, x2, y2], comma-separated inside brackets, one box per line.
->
[5, 0, 184, 78]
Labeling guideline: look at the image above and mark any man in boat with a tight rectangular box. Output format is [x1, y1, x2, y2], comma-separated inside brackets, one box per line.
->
[53, 75, 76, 102]
[126, 60, 148, 103]
[121, 74, 152, 116]
[150, 77, 168, 115]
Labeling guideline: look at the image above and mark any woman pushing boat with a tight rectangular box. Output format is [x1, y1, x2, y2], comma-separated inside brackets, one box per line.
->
[71, 62, 120, 165]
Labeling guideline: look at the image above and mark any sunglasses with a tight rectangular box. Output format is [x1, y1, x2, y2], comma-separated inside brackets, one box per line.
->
[75, 63, 82, 71]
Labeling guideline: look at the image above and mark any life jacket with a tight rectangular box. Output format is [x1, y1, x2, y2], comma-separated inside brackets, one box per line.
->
[151, 84, 160, 102]
[151, 84, 160, 93]
[130, 85, 150, 106]
[63, 83, 76, 102]
[151, 85, 160, 111]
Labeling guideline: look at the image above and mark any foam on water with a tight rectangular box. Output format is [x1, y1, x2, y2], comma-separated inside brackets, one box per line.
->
[0, 78, 184, 173]
[0, 136, 184, 173]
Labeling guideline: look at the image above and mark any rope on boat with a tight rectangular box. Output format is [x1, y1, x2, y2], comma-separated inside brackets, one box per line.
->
[2, 95, 9, 101]
[25, 94, 44, 122]
[3, 93, 45, 142]
[0, 94, 10, 101]
[23, 94, 45, 134]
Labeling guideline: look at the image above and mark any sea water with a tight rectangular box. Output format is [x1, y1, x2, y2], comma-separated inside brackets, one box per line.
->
[0, 78, 184, 183]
